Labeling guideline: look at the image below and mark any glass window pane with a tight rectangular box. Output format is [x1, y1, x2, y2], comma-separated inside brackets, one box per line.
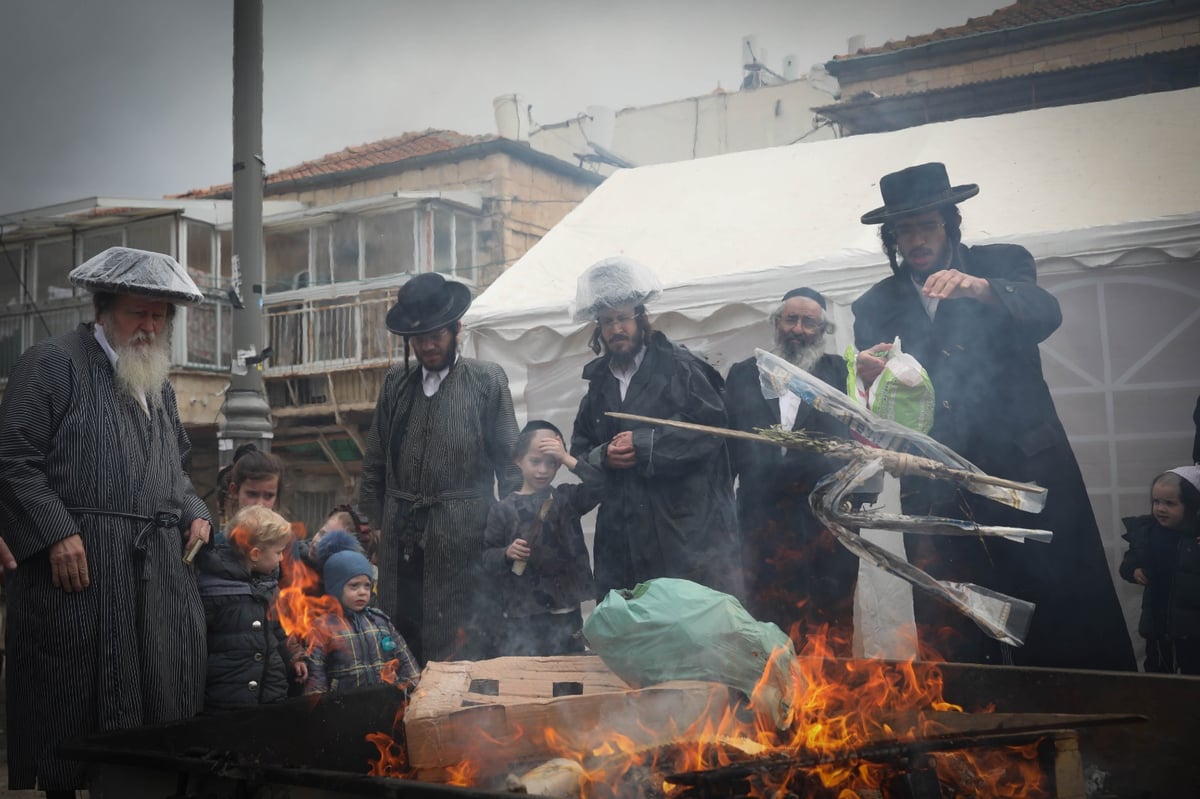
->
[332, 217, 360, 283]
[219, 230, 232, 281]
[362, 211, 414, 280]
[36, 239, 75, 303]
[186, 301, 219, 366]
[82, 229, 124, 261]
[433, 209, 453, 275]
[186, 222, 214, 293]
[312, 226, 332, 286]
[455, 213, 477, 281]
[265, 228, 309, 293]
[127, 218, 172, 255]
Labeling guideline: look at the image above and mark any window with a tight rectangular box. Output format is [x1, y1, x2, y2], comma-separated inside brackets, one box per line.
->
[82, 229, 124, 261]
[186, 222, 215, 291]
[331, 217, 360, 284]
[363, 211, 415, 280]
[127, 218, 172, 254]
[312, 226, 332, 286]
[265, 229, 309, 292]
[36, 239, 75, 302]
[455, 213, 478, 281]
[433, 209, 454, 275]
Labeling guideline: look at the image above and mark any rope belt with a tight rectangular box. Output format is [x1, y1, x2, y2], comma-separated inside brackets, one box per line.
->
[67, 507, 181, 579]
[385, 488, 481, 560]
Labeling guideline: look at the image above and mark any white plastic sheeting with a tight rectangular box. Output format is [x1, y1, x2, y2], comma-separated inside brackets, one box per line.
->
[462, 88, 1200, 661]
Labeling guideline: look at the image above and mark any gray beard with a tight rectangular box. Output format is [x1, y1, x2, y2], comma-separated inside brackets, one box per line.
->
[772, 337, 824, 372]
[113, 337, 171, 411]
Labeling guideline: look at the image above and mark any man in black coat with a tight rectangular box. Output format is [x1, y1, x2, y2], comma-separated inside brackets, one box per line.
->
[850, 162, 1134, 671]
[570, 257, 742, 601]
[725, 288, 857, 652]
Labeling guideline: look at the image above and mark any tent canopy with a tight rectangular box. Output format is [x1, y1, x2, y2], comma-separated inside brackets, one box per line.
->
[466, 87, 1200, 338]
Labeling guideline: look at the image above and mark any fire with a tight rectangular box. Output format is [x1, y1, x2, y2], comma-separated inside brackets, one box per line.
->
[272, 545, 344, 655]
[370, 627, 1052, 797]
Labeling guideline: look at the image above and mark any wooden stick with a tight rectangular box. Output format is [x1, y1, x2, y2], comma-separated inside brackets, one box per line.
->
[604, 411, 1043, 495]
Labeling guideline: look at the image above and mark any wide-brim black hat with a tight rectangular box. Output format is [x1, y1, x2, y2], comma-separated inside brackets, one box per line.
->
[860, 162, 979, 225]
[385, 273, 472, 336]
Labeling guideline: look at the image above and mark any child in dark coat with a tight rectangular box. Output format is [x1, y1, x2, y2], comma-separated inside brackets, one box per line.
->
[196, 505, 306, 711]
[1120, 466, 1200, 674]
[482, 421, 603, 656]
[304, 533, 419, 693]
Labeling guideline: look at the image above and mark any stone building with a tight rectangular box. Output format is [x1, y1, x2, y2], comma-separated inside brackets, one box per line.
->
[818, 0, 1200, 134]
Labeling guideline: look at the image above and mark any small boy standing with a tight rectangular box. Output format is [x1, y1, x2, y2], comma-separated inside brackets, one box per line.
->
[482, 421, 603, 656]
[196, 505, 306, 711]
[1120, 466, 1200, 674]
[305, 537, 419, 693]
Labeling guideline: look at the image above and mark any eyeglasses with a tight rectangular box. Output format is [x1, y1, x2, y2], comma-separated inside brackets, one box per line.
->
[780, 314, 825, 331]
[597, 313, 639, 330]
[893, 221, 945, 241]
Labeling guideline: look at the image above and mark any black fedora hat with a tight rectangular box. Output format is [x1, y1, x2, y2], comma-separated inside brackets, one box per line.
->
[385, 273, 472, 336]
[860, 162, 979, 225]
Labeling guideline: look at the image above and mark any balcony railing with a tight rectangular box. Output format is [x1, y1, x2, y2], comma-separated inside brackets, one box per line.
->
[264, 293, 402, 377]
[0, 294, 234, 382]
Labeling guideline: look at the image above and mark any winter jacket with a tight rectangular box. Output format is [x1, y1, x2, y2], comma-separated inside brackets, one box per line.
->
[305, 606, 419, 694]
[196, 546, 291, 711]
[1120, 514, 1200, 640]
[482, 459, 603, 619]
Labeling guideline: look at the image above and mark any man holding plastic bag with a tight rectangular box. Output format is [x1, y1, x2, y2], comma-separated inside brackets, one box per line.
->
[850, 162, 1134, 671]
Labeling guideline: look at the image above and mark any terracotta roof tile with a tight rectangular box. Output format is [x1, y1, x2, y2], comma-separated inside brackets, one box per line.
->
[172, 128, 494, 199]
[835, 0, 1152, 58]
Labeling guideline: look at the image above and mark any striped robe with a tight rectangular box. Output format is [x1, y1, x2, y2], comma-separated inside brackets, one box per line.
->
[360, 357, 520, 662]
[0, 324, 208, 791]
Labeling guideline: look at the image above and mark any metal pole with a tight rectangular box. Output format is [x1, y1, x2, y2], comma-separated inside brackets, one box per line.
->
[219, 0, 273, 464]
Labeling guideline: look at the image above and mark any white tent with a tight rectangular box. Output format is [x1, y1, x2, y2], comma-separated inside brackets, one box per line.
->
[462, 88, 1200, 658]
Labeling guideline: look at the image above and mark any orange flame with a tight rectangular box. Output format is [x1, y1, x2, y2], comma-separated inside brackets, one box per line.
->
[272, 546, 343, 655]
[365, 627, 1051, 796]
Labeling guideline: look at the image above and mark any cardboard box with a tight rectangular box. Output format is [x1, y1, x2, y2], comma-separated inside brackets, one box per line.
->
[404, 655, 733, 780]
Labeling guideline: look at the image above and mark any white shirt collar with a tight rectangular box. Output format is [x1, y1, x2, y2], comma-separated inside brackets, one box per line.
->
[421, 354, 456, 397]
[93, 322, 119, 368]
[608, 346, 646, 402]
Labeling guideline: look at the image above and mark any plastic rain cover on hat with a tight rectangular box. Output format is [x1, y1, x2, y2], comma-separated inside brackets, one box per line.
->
[571, 256, 662, 322]
[69, 246, 204, 305]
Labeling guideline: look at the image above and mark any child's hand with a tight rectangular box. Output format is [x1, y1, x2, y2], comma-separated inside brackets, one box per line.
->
[506, 538, 531, 562]
[537, 435, 576, 470]
[294, 660, 309, 681]
[1134, 567, 1149, 586]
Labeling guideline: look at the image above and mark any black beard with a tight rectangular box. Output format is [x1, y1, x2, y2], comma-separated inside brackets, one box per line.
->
[603, 329, 645, 368]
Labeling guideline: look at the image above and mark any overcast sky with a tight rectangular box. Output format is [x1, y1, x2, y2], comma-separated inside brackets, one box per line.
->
[0, 0, 1005, 217]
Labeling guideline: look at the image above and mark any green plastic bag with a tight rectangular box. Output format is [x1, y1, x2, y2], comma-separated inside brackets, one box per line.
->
[582, 578, 798, 728]
[845, 337, 935, 433]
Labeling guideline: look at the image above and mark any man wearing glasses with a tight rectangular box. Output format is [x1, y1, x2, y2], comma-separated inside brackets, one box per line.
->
[851, 162, 1134, 671]
[725, 288, 858, 653]
[569, 257, 742, 602]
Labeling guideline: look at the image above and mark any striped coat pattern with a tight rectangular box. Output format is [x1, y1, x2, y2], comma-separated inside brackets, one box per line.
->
[0, 324, 208, 790]
[360, 357, 520, 662]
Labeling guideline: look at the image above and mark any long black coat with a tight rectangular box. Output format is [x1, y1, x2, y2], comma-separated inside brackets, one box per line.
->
[571, 331, 742, 600]
[0, 325, 208, 790]
[852, 243, 1135, 671]
[725, 353, 858, 646]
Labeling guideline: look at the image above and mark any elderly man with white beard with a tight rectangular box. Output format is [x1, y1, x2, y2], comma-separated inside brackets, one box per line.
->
[725, 287, 859, 655]
[0, 247, 211, 797]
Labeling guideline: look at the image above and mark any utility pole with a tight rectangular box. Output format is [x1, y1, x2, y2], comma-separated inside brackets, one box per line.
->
[219, 0, 273, 465]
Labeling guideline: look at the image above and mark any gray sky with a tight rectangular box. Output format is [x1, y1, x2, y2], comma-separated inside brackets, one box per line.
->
[0, 0, 1004, 217]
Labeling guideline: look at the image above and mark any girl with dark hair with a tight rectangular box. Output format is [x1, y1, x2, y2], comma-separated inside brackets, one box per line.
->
[215, 444, 285, 542]
[1120, 467, 1200, 674]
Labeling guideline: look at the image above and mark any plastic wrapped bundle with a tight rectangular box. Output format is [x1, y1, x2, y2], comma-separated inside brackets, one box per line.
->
[583, 578, 798, 729]
[571, 256, 662, 322]
[69, 246, 205, 305]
